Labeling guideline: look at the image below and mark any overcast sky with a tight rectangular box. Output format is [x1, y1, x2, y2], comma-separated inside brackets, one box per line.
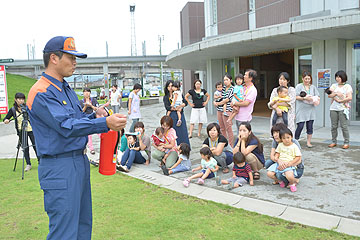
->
[1, 0, 202, 60]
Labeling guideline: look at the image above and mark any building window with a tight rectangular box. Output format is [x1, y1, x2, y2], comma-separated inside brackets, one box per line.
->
[298, 48, 312, 82]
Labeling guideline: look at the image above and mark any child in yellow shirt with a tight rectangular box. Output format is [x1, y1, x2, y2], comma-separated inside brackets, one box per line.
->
[272, 86, 291, 126]
[267, 128, 301, 192]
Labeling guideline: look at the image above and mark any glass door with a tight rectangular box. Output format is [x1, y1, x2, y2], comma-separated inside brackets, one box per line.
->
[351, 43, 360, 121]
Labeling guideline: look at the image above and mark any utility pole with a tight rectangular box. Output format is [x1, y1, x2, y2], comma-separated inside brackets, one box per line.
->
[158, 35, 164, 90]
[106, 41, 109, 57]
[141, 41, 146, 97]
[130, 5, 137, 56]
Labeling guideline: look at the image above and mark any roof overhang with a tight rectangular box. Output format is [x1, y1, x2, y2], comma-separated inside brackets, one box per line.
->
[166, 12, 360, 71]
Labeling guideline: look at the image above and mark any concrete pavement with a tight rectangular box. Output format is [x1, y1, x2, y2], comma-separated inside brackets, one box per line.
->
[1, 98, 360, 236]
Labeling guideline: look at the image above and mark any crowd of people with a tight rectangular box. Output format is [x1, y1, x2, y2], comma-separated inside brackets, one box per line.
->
[108, 69, 351, 194]
[4, 69, 353, 194]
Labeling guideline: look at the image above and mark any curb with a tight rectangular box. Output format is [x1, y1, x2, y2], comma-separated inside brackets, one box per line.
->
[120, 165, 360, 237]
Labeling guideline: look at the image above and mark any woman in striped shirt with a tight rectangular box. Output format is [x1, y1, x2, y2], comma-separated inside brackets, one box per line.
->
[213, 73, 234, 147]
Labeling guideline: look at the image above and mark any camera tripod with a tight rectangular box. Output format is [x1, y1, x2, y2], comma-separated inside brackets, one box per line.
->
[13, 109, 35, 180]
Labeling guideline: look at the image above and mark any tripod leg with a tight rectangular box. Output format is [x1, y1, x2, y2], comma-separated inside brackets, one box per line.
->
[22, 130, 27, 180]
[13, 139, 20, 172]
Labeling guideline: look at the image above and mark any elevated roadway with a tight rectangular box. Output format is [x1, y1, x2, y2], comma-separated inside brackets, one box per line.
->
[5, 55, 170, 78]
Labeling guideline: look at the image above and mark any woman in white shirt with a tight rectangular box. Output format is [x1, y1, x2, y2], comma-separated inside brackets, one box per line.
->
[327, 70, 353, 149]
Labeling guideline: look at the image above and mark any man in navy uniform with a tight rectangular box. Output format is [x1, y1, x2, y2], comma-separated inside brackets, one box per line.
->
[27, 36, 127, 239]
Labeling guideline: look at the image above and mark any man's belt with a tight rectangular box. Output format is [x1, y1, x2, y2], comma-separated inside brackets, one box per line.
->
[42, 149, 87, 159]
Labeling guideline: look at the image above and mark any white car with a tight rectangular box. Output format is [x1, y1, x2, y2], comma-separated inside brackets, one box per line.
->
[149, 87, 160, 97]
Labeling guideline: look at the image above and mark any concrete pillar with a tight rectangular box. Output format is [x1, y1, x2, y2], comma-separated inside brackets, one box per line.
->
[103, 63, 109, 98]
[312, 39, 346, 127]
[311, 40, 325, 127]
[206, 59, 223, 115]
[234, 57, 240, 76]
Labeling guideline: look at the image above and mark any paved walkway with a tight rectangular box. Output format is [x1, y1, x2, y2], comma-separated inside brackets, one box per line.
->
[1, 98, 360, 236]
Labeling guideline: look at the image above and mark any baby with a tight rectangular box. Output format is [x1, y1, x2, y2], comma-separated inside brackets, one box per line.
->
[228, 74, 245, 123]
[272, 86, 291, 126]
[168, 81, 183, 126]
[213, 81, 223, 106]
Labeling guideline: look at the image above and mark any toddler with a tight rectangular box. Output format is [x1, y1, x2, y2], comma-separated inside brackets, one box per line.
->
[117, 134, 140, 172]
[161, 143, 191, 175]
[127, 135, 140, 150]
[168, 81, 183, 126]
[151, 127, 170, 165]
[216, 152, 254, 190]
[272, 86, 291, 126]
[213, 81, 223, 110]
[267, 128, 301, 192]
[183, 147, 218, 187]
[228, 74, 245, 123]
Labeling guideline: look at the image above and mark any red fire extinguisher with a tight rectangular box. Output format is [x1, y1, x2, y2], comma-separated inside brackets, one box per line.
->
[99, 130, 120, 175]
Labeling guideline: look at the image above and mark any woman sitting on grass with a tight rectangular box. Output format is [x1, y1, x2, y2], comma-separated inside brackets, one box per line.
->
[183, 147, 218, 187]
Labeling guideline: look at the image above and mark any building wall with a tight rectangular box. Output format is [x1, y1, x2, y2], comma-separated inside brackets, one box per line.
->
[180, 2, 205, 47]
[180, 2, 205, 95]
[312, 39, 346, 127]
[256, 0, 300, 28]
[216, 0, 249, 35]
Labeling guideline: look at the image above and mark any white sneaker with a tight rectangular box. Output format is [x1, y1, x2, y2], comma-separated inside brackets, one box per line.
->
[122, 165, 129, 173]
[25, 165, 32, 172]
[118, 165, 129, 173]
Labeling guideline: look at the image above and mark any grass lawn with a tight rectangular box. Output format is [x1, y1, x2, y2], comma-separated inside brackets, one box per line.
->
[1, 73, 37, 117]
[0, 159, 356, 239]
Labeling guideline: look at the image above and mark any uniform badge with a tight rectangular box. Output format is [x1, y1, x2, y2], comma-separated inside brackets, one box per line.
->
[63, 100, 67, 105]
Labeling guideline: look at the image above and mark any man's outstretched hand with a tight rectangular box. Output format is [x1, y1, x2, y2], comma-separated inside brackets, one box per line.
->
[106, 113, 127, 131]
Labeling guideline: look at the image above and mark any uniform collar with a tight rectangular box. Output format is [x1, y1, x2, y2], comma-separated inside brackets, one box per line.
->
[42, 72, 64, 90]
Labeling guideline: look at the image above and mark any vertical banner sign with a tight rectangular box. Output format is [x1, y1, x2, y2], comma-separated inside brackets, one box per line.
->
[0, 65, 9, 114]
[317, 69, 331, 89]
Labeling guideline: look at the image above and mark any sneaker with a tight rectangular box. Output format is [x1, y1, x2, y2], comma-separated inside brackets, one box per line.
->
[90, 160, 99, 167]
[161, 165, 169, 176]
[227, 181, 235, 190]
[215, 176, 221, 186]
[289, 184, 297, 192]
[24, 165, 32, 172]
[183, 178, 190, 187]
[122, 165, 129, 173]
[197, 178, 205, 185]
[176, 120, 182, 127]
[117, 165, 129, 172]
[279, 181, 286, 188]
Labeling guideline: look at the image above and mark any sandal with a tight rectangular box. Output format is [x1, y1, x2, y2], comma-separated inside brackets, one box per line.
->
[161, 165, 169, 176]
[253, 171, 260, 180]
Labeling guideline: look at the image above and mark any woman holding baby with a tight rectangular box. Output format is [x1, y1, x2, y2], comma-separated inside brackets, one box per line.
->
[327, 70, 353, 149]
[294, 71, 320, 147]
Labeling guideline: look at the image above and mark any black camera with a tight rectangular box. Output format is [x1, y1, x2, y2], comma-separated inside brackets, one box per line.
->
[299, 91, 307, 97]
[20, 104, 28, 120]
[324, 87, 332, 95]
